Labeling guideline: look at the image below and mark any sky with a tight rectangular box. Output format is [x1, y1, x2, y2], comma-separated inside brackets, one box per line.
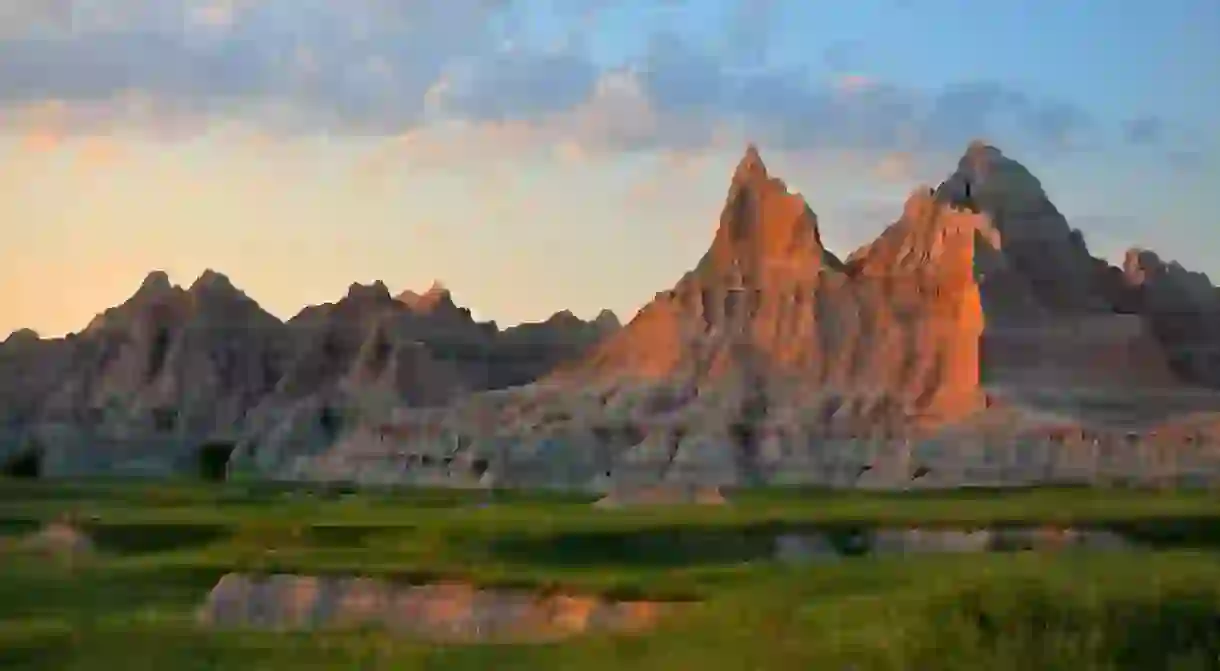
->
[1, 0, 1218, 338]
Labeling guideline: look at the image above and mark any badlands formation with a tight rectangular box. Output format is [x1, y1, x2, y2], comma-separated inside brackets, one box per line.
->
[4, 141, 1220, 489]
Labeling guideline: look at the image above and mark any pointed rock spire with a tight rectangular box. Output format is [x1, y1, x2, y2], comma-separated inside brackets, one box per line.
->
[593, 309, 621, 330]
[700, 142, 830, 283]
[188, 269, 236, 294]
[345, 281, 392, 303]
[397, 280, 456, 312]
[137, 270, 173, 295]
[732, 143, 768, 186]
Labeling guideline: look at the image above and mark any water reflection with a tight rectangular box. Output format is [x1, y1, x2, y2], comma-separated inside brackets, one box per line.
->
[775, 527, 1136, 563]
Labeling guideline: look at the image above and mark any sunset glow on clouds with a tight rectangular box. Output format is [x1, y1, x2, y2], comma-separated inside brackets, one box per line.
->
[1, 0, 1218, 337]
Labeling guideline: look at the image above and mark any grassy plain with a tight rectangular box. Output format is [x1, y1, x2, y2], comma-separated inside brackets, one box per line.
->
[1, 480, 1219, 670]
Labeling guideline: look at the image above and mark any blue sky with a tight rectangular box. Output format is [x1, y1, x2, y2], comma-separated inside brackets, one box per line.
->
[1, 0, 1217, 337]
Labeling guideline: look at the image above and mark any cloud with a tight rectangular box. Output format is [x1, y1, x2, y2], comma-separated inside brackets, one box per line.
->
[76, 136, 126, 168]
[552, 140, 587, 165]
[1118, 116, 1213, 173]
[20, 130, 61, 153]
[724, 0, 781, 69]
[0, 0, 73, 36]
[437, 50, 598, 122]
[1020, 100, 1096, 150]
[1123, 116, 1165, 146]
[0, 0, 533, 136]
[1167, 149, 1206, 174]
[0, 0, 1123, 164]
[873, 152, 914, 183]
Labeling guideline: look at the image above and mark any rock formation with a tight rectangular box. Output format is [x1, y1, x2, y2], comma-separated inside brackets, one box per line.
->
[300, 142, 1220, 489]
[493, 309, 621, 389]
[331, 145, 1000, 487]
[0, 272, 619, 477]
[240, 282, 619, 474]
[1, 331, 71, 426]
[5, 141, 1220, 488]
[8, 270, 289, 475]
[239, 280, 475, 472]
[1116, 248, 1220, 387]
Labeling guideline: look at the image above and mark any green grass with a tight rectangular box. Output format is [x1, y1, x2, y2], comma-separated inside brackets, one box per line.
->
[2, 479, 1220, 669]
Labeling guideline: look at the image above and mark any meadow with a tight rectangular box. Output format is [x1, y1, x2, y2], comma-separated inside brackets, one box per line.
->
[1, 480, 1219, 670]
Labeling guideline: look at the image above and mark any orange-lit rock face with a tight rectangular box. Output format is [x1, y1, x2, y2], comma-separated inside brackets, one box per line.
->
[14, 140, 1220, 489]
[703, 144, 829, 285]
[342, 141, 1220, 493]
[563, 148, 988, 424]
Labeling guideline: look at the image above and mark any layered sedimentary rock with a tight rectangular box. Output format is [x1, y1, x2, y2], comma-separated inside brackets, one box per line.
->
[0, 272, 618, 476]
[6, 140, 1220, 488]
[305, 143, 1220, 489]
[302, 146, 994, 485]
[493, 309, 621, 389]
[0, 331, 77, 446]
[4, 271, 289, 475]
[238, 281, 473, 472]
[241, 281, 619, 473]
[1117, 248, 1220, 387]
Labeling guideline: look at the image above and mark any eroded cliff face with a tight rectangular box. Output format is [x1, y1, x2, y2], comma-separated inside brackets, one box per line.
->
[0, 331, 77, 446]
[220, 280, 619, 472]
[30, 271, 286, 443]
[0, 271, 619, 476]
[305, 143, 1219, 490]
[929, 145, 1181, 392]
[1116, 248, 1220, 387]
[562, 146, 986, 420]
[7, 141, 1220, 488]
[321, 145, 1004, 488]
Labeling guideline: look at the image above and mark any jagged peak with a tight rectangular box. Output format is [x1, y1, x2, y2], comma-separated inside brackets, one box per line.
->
[699, 142, 829, 282]
[961, 138, 1002, 168]
[904, 184, 938, 210]
[396, 280, 455, 311]
[345, 280, 392, 302]
[732, 143, 768, 185]
[137, 270, 174, 295]
[188, 268, 236, 293]
[965, 138, 999, 156]
[946, 140, 1050, 200]
[1123, 247, 1215, 293]
[2, 328, 40, 345]
[845, 179, 1001, 276]
[594, 309, 621, 329]
[1124, 247, 1159, 274]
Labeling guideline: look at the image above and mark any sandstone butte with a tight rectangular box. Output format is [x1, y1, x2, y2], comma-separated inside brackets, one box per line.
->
[4, 140, 1220, 489]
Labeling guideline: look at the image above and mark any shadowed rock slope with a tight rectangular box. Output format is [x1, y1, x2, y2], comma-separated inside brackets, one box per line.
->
[5, 271, 288, 475]
[0, 275, 618, 476]
[241, 281, 616, 472]
[305, 143, 1220, 489]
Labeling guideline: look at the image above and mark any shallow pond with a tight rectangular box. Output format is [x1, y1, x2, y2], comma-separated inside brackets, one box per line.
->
[488, 523, 1169, 569]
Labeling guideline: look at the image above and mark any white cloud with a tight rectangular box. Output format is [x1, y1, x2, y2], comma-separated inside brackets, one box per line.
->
[0, 0, 1118, 164]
